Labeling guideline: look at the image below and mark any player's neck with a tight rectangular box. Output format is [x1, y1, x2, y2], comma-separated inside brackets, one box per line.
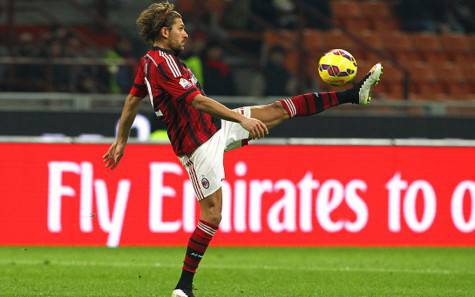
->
[153, 40, 165, 47]
[152, 41, 177, 56]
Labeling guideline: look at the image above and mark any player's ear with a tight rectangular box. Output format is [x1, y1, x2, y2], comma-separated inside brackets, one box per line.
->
[160, 26, 170, 40]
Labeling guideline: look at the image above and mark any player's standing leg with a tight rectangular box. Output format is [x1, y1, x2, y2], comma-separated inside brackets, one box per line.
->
[172, 190, 222, 297]
[251, 63, 383, 129]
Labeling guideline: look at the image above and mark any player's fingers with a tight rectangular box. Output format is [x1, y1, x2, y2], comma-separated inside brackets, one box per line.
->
[102, 146, 114, 160]
[248, 130, 255, 140]
[108, 156, 118, 169]
[114, 153, 122, 163]
[260, 123, 268, 137]
[103, 154, 112, 165]
[104, 156, 114, 166]
[261, 122, 269, 135]
[255, 124, 266, 139]
[102, 152, 111, 160]
[256, 129, 262, 139]
[104, 159, 114, 169]
[112, 152, 123, 168]
[254, 127, 262, 139]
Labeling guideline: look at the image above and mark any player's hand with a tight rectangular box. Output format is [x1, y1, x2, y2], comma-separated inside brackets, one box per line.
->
[103, 142, 126, 170]
[240, 118, 269, 140]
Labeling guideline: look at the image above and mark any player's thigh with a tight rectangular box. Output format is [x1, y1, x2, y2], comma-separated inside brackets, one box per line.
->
[179, 131, 225, 200]
[221, 107, 251, 151]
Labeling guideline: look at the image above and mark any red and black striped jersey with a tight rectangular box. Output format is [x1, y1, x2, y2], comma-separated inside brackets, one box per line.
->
[130, 47, 219, 156]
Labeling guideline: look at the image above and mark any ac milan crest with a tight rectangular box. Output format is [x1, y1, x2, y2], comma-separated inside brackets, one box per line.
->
[201, 177, 210, 189]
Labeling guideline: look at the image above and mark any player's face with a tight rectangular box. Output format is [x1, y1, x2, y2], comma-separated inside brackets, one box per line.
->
[168, 18, 188, 52]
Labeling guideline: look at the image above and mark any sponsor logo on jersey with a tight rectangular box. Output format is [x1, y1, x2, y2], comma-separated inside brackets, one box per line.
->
[179, 78, 192, 89]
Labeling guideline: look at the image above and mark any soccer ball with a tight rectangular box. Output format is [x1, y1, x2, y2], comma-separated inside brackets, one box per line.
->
[318, 49, 357, 86]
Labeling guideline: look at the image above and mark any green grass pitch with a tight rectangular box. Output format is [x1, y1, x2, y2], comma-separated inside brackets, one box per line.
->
[1, 247, 474, 297]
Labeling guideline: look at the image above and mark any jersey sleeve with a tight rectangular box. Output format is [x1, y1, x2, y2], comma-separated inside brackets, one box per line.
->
[129, 59, 148, 98]
[156, 59, 201, 104]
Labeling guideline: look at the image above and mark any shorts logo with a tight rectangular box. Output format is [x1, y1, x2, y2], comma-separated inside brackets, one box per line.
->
[201, 176, 210, 189]
[179, 78, 192, 89]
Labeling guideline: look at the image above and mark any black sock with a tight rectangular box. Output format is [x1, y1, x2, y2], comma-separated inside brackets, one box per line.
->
[336, 87, 359, 104]
[176, 270, 194, 290]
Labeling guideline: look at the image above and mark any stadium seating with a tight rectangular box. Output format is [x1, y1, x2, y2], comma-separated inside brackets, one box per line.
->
[262, 0, 475, 100]
[410, 33, 445, 64]
[439, 33, 473, 63]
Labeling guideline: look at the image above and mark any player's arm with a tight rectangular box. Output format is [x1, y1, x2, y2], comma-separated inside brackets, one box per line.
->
[103, 94, 142, 169]
[191, 94, 268, 139]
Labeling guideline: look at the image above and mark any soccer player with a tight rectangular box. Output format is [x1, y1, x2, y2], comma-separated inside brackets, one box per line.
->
[103, 2, 383, 297]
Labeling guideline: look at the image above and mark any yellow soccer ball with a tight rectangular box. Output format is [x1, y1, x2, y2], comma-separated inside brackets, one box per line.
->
[318, 49, 358, 86]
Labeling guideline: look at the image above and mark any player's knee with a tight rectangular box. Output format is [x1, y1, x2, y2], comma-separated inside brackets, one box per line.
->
[204, 210, 221, 226]
[210, 213, 222, 226]
[201, 203, 222, 225]
[207, 205, 222, 225]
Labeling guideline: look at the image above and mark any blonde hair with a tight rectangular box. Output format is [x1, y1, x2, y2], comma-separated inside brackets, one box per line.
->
[136, 1, 182, 44]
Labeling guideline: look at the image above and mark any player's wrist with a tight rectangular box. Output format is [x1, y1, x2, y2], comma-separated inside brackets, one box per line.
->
[237, 114, 247, 124]
[116, 137, 128, 146]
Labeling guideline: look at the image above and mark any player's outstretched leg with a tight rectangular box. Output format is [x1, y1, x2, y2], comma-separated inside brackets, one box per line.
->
[251, 63, 383, 129]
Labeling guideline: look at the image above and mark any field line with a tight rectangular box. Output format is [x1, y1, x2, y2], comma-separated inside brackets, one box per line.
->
[0, 259, 470, 275]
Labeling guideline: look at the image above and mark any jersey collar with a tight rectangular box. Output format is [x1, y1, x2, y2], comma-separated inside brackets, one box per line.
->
[152, 46, 179, 57]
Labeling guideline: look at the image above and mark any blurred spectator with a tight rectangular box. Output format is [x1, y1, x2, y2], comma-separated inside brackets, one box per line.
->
[115, 38, 135, 94]
[64, 34, 83, 57]
[301, 0, 332, 30]
[182, 32, 207, 86]
[263, 45, 296, 96]
[47, 40, 70, 92]
[185, 0, 227, 42]
[11, 32, 46, 92]
[273, 0, 299, 29]
[222, 0, 253, 30]
[105, 37, 134, 94]
[444, 0, 475, 33]
[204, 1, 228, 41]
[76, 60, 110, 93]
[396, 0, 438, 32]
[0, 46, 6, 91]
[432, 0, 465, 33]
[63, 34, 84, 92]
[203, 43, 235, 95]
[252, 0, 299, 30]
[249, 0, 331, 31]
[396, 0, 466, 33]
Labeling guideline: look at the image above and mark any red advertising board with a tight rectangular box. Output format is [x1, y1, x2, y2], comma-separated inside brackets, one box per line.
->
[0, 143, 474, 247]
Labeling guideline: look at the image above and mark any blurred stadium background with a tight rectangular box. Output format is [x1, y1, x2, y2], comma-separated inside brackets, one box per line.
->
[1, 0, 475, 139]
[1, 1, 475, 296]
